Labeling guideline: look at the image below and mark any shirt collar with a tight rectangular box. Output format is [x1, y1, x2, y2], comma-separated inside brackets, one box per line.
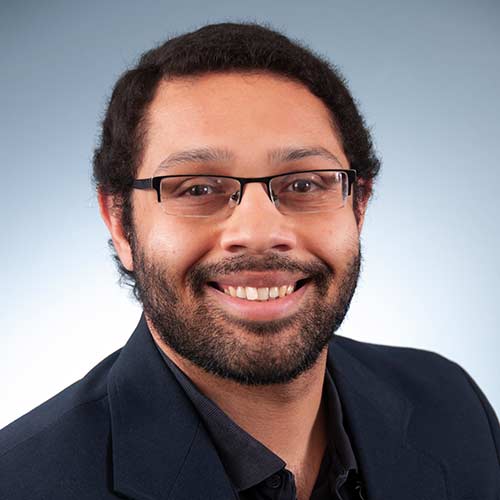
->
[155, 342, 358, 492]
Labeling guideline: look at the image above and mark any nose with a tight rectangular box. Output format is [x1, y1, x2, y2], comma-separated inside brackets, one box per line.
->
[218, 182, 297, 254]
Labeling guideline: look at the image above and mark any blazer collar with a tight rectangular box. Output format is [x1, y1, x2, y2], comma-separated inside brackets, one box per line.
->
[107, 315, 236, 500]
[108, 315, 447, 500]
[329, 338, 448, 500]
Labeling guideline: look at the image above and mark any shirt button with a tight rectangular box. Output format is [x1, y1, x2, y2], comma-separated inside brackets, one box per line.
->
[265, 473, 282, 488]
[354, 480, 366, 500]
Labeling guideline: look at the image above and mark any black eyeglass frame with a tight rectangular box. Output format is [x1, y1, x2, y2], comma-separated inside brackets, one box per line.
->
[132, 169, 357, 207]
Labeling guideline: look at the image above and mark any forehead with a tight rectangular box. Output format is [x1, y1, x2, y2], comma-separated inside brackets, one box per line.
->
[139, 72, 347, 177]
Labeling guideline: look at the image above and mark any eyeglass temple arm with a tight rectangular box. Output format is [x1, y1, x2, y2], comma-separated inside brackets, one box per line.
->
[133, 179, 153, 189]
[132, 178, 162, 202]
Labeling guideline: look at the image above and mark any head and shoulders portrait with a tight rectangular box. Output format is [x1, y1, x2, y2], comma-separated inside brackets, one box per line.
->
[1, 4, 499, 500]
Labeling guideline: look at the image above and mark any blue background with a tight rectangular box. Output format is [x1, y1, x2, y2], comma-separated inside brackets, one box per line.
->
[1, 0, 499, 427]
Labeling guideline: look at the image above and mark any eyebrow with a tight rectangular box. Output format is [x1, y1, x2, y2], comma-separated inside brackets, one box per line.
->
[268, 146, 342, 165]
[156, 145, 343, 170]
[157, 147, 234, 169]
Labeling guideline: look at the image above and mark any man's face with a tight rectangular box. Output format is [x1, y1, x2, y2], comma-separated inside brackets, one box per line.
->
[125, 72, 365, 385]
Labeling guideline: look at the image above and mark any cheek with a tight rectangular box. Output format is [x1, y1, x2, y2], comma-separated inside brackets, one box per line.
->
[139, 217, 216, 280]
[308, 213, 360, 266]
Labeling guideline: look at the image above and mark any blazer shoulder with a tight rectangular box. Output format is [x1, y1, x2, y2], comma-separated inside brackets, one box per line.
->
[334, 333, 455, 365]
[336, 335, 467, 380]
[333, 335, 494, 409]
[333, 335, 500, 479]
[0, 347, 121, 459]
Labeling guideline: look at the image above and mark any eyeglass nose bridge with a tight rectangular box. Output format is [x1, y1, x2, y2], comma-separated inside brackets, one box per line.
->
[231, 176, 279, 210]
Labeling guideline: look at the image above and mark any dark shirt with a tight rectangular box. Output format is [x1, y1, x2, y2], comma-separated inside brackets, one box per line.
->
[155, 344, 365, 499]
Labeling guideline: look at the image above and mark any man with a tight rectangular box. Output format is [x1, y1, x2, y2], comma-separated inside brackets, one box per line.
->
[1, 22, 499, 500]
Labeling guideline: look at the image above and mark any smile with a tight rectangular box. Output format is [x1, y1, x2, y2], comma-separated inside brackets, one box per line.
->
[209, 280, 308, 301]
[206, 278, 311, 321]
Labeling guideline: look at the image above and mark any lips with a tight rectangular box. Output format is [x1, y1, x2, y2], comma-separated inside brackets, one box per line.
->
[204, 276, 312, 321]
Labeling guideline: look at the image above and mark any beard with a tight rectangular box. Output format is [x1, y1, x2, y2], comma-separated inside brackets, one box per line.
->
[131, 237, 362, 386]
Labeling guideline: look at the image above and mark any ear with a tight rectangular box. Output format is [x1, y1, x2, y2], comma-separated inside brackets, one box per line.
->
[98, 190, 134, 271]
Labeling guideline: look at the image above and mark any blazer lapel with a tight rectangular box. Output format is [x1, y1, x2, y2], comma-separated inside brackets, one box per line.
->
[329, 338, 449, 500]
[107, 315, 235, 500]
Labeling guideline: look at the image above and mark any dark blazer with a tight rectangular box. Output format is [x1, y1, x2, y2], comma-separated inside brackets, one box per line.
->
[1, 315, 499, 500]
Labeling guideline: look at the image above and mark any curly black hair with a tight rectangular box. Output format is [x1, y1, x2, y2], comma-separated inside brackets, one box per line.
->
[92, 22, 381, 296]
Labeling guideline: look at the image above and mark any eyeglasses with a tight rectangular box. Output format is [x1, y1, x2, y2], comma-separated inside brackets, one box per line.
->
[132, 169, 356, 218]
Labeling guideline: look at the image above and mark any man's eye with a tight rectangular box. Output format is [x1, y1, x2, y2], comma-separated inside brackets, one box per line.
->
[182, 184, 215, 196]
[284, 179, 326, 193]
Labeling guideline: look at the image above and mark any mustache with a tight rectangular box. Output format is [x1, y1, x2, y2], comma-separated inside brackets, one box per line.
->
[188, 253, 334, 293]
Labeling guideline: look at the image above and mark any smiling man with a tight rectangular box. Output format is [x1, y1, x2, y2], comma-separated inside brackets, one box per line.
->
[1, 23, 499, 500]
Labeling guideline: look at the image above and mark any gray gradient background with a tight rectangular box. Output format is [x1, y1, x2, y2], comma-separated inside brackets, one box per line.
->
[1, 0, 499, 428]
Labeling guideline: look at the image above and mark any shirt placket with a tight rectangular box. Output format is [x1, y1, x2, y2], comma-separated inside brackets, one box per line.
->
[260, 469, 297, 500]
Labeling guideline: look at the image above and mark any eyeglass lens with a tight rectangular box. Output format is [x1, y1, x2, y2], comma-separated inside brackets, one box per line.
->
[159, 171, 348, 217]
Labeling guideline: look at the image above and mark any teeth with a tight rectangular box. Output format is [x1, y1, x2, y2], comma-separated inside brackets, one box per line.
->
[221, 284, 298, 301]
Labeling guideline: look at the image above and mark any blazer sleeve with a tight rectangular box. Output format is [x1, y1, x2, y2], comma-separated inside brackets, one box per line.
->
[459, 365, 500, 471]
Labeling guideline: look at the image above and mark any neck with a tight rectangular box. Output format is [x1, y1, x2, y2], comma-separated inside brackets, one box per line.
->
[149, 325, 329, 472]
